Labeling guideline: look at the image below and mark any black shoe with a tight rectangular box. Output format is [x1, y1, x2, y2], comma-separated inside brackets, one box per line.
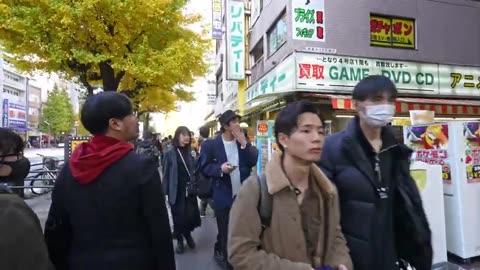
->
[175, 241, 185, 254]
[185, 234, 196, 249]
[214, 250, 227, 269]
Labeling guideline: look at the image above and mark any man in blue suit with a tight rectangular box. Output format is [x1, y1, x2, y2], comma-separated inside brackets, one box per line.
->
[199, 110, 258, 269]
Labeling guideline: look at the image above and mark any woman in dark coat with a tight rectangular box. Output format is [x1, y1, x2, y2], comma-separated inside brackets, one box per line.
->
[162, 126, 201, 254]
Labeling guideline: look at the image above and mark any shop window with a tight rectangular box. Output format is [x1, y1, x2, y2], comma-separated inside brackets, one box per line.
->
[250, 39, 264, 67]
[268, 12, 287, 56]
[251, 0, 263, 26]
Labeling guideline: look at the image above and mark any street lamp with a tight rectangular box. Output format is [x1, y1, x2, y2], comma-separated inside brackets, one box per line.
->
[43, 120, 51, 148]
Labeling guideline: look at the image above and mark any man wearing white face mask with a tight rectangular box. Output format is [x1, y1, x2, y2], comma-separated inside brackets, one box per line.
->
[318, 75, 432, 270]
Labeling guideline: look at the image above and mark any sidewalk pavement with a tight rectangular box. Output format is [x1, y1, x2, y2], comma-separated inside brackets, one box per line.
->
[24, 148, 64, 159]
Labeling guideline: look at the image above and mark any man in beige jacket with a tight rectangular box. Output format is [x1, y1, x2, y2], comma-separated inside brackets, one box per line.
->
[228, 101, 352, 270]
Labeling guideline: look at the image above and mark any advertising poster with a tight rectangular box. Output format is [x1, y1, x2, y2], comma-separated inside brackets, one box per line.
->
[292, 0, 325, 42]
[65, 136, 91, 161]
[370, 15, 415, 49]
[405, 124, 452, 184]
[463, 122, 480, 183]
[256, 121, 277, 174]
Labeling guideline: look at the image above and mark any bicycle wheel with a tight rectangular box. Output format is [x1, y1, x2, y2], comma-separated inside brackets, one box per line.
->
[30, 172, 54, 195]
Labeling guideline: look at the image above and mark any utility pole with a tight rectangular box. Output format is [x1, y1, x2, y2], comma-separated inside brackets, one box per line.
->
[44, 120, 51, 148]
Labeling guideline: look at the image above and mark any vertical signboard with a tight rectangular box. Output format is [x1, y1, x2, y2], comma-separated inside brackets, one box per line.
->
[292, 0, 325, 41]
[2, 99, 8, 128]
[226, 0, 245, 80]
[212, 0, 222, 39]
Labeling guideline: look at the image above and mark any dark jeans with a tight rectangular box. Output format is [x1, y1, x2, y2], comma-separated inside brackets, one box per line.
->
[200, 198, 213, 212]
[215, 207, 232, 270]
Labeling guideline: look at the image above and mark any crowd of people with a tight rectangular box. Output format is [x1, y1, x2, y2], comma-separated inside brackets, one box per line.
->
[0, 75, 433, 270]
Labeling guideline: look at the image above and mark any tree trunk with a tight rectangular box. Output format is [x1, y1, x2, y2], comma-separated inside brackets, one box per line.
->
[143, 113, 150, 135]
[99, 62, 124, 91]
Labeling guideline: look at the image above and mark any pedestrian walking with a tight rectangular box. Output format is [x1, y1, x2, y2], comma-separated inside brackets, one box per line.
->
[44, 92, 175, 270]
[0, 128, 53, 270]
[198, 125, 214, 217]
[162, 126, 201, 254]
[318, 75, 432, 270]
[199, 110, 258, 269]
[228, 101, 352, 270]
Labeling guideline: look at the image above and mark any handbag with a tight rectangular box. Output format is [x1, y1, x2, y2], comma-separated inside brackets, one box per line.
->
[195, 140, 217, 199]
[178, 149, 196, 197]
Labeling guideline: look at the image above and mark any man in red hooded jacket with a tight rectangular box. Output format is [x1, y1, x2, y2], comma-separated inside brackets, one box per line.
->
[44, 91, 175, 270]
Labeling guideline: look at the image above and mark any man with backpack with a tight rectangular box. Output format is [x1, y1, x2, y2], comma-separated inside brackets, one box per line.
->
[136, 132, 161, 166]
[199, 110, 258, 270]
[227, 102, 352, 270]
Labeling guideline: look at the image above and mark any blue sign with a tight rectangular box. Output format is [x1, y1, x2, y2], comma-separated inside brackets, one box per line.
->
[2, 99, 8, 128]
[212, 0, 222, 39]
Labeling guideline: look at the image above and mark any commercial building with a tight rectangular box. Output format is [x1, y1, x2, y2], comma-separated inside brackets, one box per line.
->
[238, 0, 480, 136]
[27, 83, 42, 144]
[0, 57, 30, 140]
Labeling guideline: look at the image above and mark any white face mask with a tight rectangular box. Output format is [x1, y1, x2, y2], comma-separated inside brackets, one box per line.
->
[363, 104, 395, 127]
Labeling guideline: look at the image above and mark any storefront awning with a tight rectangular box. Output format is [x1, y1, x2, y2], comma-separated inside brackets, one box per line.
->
[319, 94, 480, 115]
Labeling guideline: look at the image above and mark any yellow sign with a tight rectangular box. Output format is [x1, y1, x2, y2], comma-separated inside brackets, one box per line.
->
[66, 136, 91, 159]
[370, 15, 415, 49]
[411, 169, 427, 191]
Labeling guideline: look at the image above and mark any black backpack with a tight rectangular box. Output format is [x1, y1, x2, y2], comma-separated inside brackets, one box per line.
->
[256, 173, 272, 231]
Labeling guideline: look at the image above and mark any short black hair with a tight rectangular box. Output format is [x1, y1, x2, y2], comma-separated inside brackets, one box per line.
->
[352, 75, 398, 101]
[199, 125, 210, 138]
[168, 135, 172, 140]
[81, 91, 133, 135]
[274, 101, 323, 153]
[173, 126, 191, 147]
[0, 128, 24, 156]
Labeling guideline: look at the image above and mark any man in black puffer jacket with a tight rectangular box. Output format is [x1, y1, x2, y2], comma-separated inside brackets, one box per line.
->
[318, 75, 432, 270]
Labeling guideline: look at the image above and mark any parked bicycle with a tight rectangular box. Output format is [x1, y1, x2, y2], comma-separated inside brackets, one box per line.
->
[28, 154, 63, 195]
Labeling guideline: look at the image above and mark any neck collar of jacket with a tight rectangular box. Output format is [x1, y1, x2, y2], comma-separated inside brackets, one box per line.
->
[345, 116, 398, 151]
[265, 153, 335, 197]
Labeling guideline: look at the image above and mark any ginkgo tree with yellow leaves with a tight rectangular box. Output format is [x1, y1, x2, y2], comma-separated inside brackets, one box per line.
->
[0, 0, 208, 114]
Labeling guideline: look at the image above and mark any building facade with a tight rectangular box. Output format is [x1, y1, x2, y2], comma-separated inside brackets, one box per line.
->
[0, 58, 29, 139]
[241, 0, 480, 135]
[27, 83, 42, 142]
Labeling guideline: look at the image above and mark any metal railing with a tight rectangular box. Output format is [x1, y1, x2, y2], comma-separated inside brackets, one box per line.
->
[5, 155, 63, 197]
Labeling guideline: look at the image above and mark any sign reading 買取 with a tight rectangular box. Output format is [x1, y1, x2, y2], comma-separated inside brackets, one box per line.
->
[296, 53, 438, 94]
[245, 52, 480, 104]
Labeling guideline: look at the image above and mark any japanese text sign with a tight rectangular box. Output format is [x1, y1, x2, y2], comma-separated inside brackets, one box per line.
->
[439, 65, 480, 97]
[245, 55, 295, 103]
[2, 99, 8, 128]
[404, 124, 452, 184]
[8, 102, 27, 128]
[295, 53, 437, 94]
[292, 0, 325, 42]
[370, 14, 415, 49]
[212, 0, 222, 39]
[226, 0, 245, 80]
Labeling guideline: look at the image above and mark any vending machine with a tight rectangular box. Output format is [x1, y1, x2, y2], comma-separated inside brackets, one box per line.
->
[404, 122, 480, 260]
[255, 121, 280, 175]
